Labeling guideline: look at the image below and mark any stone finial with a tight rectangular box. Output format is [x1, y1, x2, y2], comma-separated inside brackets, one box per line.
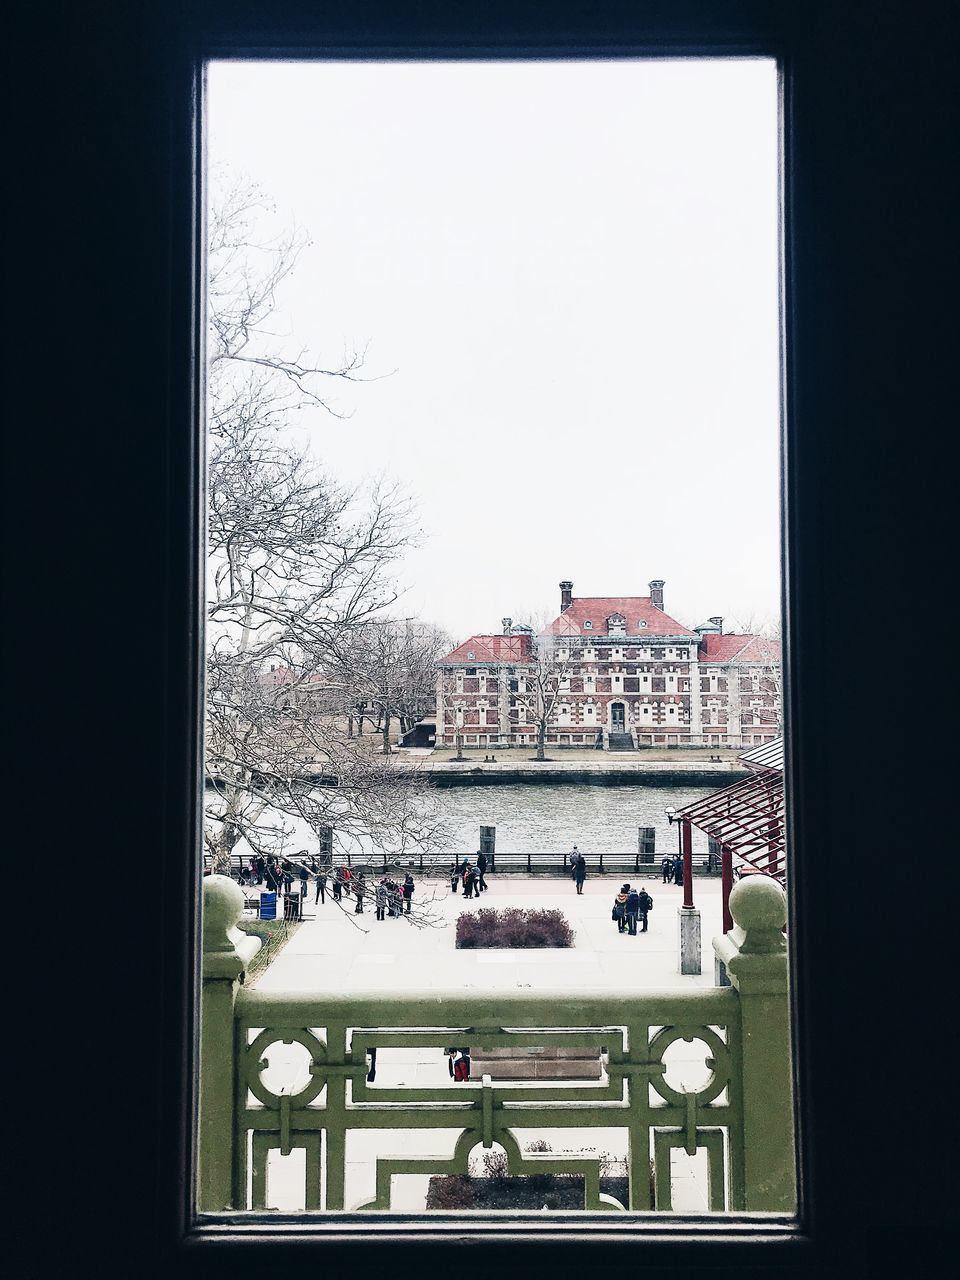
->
[202, 874, 262, 979]
[203, 874, 245, 954]
[729, 876, 787, 954]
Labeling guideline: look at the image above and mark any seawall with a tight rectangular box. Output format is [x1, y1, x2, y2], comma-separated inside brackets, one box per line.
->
[419, 760, 748, 788]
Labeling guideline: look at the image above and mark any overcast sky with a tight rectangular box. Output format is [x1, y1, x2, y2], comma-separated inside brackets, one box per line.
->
[208, 59, 781, 644]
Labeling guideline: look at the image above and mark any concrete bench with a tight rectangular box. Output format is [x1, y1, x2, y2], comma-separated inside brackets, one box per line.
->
[470, 1045, 603, 1081]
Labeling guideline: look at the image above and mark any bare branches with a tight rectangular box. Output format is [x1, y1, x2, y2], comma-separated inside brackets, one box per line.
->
[202, 173, 443, 876]
[208, 169, 376, 416]
[511, 634, 572, 761]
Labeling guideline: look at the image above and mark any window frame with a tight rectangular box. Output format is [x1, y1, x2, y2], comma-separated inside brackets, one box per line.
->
[22, 0, 945, 1274]
[196, 27, 797, 1251]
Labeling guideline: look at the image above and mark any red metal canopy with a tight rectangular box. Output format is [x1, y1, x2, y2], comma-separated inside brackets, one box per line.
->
[676, 765, 785, 884]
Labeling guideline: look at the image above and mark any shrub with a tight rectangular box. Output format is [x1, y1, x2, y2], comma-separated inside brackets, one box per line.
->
[480, 1150, 509, 1181]
[425, 1175, 475, 1209]
[454, 908, 574, 949]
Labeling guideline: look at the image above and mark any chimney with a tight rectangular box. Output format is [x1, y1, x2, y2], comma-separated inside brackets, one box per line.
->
[649, 579, 665, 611]
[502, 617, 513, 635]
[708, 616, 723, 634]
[559, 580, 573, 611]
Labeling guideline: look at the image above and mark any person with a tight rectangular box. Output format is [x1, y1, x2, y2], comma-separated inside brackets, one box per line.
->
[673, 854, 684, 887]
[255, 855, 265, 885]
[661, 855, 673, 884]
[389, 881, 403, 918]
[573, 852, 587, 894]
[315, 864, 327, 905]
[475, 850, 488, 893]
[353, 871, 365, 914]
[569, 843, 580, 870]
[445, 1047, 471, 1080]
[462, 861, 475, 898]
[332, 865, 343, 902]
[624, 885, 640, 935]
[375, 879, 388, 921]
[637, 886, 654, 932]
[403, 872, 415, 914]
[449, 861, 459, 893]
[297, 854, 309, 898]
[612, 885, 629, 933]
[264, 859, 281, 894]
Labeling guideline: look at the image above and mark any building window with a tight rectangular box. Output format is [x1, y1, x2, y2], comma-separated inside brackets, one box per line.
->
[583, 620, 593, 629]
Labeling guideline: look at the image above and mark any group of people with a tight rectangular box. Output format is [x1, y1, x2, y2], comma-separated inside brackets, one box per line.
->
[235, 849, 425, 919]
[374, 873, 415, 920]
[661, 854, 685, 885]
[611, 884, 654, 935]
[450, 851, 489, 898]
[240, 853, 308, 897]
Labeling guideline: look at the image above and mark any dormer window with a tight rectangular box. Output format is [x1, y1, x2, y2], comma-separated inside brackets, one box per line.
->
[467, 651, 475, 660]
[607, 612, 626, 636]
[583, 620, 593, 629]
[638, 620, 648, 628]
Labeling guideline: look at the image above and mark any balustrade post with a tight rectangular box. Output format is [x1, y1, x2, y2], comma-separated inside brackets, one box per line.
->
[678, 818, 701, 974]
[713, 877, 795, 1212]
[199, 875, 262, 1211]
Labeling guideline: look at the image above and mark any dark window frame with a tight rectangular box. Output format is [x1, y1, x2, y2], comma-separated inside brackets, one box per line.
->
[16, 1, 950, 1276]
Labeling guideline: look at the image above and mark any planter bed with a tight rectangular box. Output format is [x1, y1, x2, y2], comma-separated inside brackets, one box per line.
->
[426, 1174, 630, 1210]
[455, 907, 574, 949]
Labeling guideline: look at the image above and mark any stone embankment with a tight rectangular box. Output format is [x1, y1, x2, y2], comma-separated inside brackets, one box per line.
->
[416, 758, 749, 788]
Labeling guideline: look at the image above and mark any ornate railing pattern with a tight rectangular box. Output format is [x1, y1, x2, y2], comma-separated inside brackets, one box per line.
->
[200, 876, 794, 1216]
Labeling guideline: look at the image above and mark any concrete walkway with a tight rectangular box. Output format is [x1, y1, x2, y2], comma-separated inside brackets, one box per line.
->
[247, 874, 727, 1214]
[253, 873, 723, 995]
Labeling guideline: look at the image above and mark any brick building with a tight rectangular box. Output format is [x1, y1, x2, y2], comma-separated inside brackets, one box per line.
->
[436, 580, 781, 750]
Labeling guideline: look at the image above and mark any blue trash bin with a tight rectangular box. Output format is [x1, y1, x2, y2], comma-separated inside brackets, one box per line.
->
[259, 891, 277, 920]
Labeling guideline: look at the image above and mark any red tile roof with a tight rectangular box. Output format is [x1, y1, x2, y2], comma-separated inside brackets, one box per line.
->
[440, 634, 534, 664]
[544, 597, 698, 638]
[698, 633, 781, 665]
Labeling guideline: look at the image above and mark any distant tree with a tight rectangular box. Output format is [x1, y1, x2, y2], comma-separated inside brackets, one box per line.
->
[728, 614, 783, 736]
[325, 619, 451, 754]
[512, 634, 571, 761]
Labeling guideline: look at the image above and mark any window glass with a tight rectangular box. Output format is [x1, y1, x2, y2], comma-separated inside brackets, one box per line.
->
[201, 57, 789, 1222]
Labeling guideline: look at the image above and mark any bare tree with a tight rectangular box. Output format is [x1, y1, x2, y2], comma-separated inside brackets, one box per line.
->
[512, 633, 571, 761]
[727, 615, 783, 736]
[203, 173, 446, 874]
[437, 667, 467, 759]
[321, 619, 450, 754]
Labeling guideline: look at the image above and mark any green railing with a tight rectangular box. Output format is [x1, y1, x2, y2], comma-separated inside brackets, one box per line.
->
[200, 875, 794, 1215]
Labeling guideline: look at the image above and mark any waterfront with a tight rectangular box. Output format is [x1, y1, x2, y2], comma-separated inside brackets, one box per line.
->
[420, 781, 724, 862]
[212, 779, 728, 866]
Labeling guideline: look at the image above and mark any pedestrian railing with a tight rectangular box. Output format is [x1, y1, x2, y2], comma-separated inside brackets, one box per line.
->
[200, 875, 794, 1215]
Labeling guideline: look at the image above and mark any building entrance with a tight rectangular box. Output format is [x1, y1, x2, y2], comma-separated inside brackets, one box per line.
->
[611, 702, 626, 732]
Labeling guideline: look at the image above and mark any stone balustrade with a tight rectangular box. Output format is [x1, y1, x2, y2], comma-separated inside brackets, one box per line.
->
[199, 873, 794, 1215]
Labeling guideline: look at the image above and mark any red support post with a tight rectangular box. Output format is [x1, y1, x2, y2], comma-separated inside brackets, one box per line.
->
[681, 818, 694, 909]
[721, 844, 734, 933]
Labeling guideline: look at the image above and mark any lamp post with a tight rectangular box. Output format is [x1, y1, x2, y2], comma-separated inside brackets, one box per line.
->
[666, 806, 700, 975]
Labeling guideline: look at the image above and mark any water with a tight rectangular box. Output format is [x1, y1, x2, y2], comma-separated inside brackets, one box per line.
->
[421, 782, 723, 862]
[210, 781, 725, 865]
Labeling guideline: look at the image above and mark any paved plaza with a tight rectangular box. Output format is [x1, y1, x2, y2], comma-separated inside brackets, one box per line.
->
[246, 871, 728, 1214]
[253, 871, 724, 996]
